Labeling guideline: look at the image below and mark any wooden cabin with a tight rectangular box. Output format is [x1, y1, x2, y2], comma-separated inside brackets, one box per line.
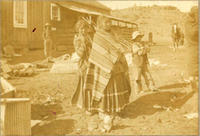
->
[1, 0, 137, 54]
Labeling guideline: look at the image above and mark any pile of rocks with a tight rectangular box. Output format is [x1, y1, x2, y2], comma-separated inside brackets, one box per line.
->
[1, 61, 36, 79]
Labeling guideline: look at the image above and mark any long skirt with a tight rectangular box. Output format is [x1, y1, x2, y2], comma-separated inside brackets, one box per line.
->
[90, 70, 131, 113]
[71, 61, 131, 114]
[87, 61, 131, 114]
[71, 64, 92, 111]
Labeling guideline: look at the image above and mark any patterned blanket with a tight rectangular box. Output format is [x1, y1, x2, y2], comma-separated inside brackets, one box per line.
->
[88, 31, 120, 73]
[85, 31, 123, 101]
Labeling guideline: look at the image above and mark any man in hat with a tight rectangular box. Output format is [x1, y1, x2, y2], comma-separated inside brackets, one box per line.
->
[131, 30, 157, 95]
[171, 23, 181, 51]
[43, 23, 53, 61]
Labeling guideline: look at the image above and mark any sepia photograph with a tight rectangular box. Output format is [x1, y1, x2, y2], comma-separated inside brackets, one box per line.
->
[0, 0, 199, 135]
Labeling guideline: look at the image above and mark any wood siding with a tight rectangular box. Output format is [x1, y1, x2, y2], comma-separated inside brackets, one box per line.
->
[1, 1, 135, 53]
[28, 1, 44, 49]
[1, 0, 14, 47]
[51, 7, 80, 53]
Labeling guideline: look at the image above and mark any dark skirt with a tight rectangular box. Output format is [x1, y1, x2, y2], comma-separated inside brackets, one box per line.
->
[71, 56, 131, 114]
[71, 63, 92, 111]
[90, 70, 131, 113]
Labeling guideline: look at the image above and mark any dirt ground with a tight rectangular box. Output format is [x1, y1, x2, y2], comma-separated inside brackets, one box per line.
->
[7, 43, 198, 135]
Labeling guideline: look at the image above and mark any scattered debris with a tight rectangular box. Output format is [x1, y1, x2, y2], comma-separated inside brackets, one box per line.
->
[1, 61, 12, 73]
[148, 58, 168, 68]
[162, 106, 173, 111]
[49, 53, 80, 73]
[31, 120, 42, 127]
[149, 59, 160, 66]
[189, 76, 198, 92]
[36, 63, 48, 69]
[1, 62, 37, 78]
[54, 54, 71, 62]
[3, 44, 15, 58]
[35, 68, 49, 72]
[183, 113, 198, 119]
[50, 61, 78, 74]
[153, 104, 174, 111]
[180, 75, 198, 92]
[153, 104, 162, 109]
[12, 63, 36, 77]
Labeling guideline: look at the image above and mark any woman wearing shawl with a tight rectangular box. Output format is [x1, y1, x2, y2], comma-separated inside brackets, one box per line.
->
[71, 18, 94, 114]
[84, 16, 131, 132]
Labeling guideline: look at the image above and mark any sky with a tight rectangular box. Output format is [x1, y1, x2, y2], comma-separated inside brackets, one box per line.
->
[99, 1, 198, 12]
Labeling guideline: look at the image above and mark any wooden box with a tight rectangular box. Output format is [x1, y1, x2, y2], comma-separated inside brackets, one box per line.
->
[1, 98, 31, 136]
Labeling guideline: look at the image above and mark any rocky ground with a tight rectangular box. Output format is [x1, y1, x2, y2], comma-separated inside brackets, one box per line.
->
[5, 43, 199, 135]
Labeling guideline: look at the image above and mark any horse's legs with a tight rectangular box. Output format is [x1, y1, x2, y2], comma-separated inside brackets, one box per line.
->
[172, 38, 176, 51]
[177, 39, 179, 48]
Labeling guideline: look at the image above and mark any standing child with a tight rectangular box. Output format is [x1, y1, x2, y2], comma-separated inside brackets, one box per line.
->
[43, 23, 53, 61]
[131, 31, 157, 95]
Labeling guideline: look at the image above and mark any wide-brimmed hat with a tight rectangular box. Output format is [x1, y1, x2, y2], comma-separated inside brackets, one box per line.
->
[45, 23, 51, 27]
[132, 31, 144, 40]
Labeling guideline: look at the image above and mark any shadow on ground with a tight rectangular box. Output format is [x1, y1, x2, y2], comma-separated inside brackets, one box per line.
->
[31, 119, 75, 135]
[120, 89, 194, 119]
[112, 125, 132, 130]
[31, 103, 65, 120]
[158, 82, 188, 90]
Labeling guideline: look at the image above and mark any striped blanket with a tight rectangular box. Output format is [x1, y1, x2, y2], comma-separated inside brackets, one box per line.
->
[85, 31, 125, 101]
[88, 31, 121, 73]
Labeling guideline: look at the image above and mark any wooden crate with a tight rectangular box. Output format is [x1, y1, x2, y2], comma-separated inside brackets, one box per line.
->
[1, 98, 31, 136]
[0, 77, 16, 98]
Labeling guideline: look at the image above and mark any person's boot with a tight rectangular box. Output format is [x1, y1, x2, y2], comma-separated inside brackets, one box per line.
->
[135, 80, 142, 95]
[99, 113, 113, 133]
[98, 112, 104, 120]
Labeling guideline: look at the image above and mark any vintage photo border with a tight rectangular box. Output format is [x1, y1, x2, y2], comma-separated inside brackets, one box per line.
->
[0, 0, 199, 136]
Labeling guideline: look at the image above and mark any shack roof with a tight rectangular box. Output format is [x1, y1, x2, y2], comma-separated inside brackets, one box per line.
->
[70, 0, 111, 11]
[54, 1, 137, 26]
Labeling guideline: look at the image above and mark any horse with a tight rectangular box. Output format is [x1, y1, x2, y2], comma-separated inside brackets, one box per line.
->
[171, 23, 181, 51]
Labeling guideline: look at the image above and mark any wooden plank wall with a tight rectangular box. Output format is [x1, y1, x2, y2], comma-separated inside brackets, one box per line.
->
[1, 0, 43, 50]
[12, 0, 28, 49]
[51, 7, 80, 53]
[28, 1, 44, 49]
[1, 0, 14, 47]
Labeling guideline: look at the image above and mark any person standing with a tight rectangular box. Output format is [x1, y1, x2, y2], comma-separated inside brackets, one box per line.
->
[131, 31, 157, 95]
[171, 23, 181, 51]
[83, 15, 131, 132]
[180, 31, 185, 46]
[71, 18, 94, 115]
[43, 23, 53, 61]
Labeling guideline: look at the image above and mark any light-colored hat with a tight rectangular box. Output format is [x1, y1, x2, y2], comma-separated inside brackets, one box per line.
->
[45, 23, 51, 27]
[132, 31, 144, 40]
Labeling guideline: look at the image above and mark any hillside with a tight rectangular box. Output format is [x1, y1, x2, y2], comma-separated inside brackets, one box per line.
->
[112, 5, 187, 44]
[184, 6, 198, 46]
